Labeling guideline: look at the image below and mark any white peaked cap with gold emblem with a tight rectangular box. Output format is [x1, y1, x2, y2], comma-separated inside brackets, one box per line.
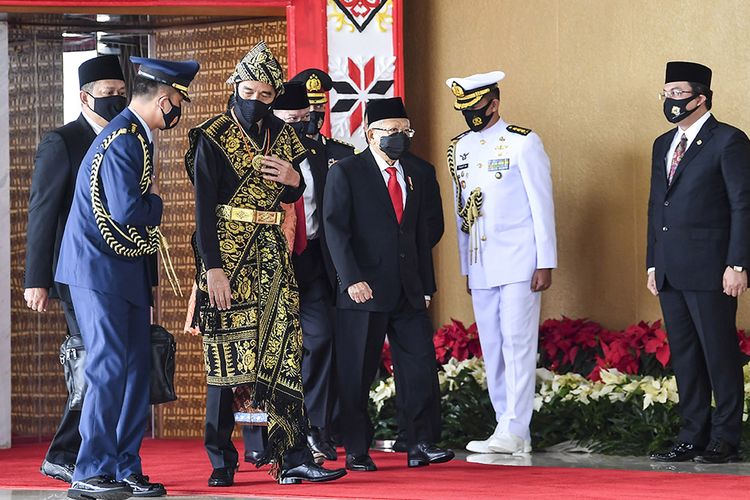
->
[445, 70, 505, 110]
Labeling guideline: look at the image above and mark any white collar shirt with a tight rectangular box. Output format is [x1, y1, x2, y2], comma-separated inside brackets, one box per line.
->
[128, 105, 154, 144]
[665, 111, 712, 174]
[298, 158, 319, 239]
[81, 111, 104, 135]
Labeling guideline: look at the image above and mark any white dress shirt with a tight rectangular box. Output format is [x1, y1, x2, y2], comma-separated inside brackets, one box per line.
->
[81, 111, 104, 135]
[665, 111, 712, 175]
[299, 158, 319, 239]
[128, 105, 154, 144]
[371, 148, 407, 208]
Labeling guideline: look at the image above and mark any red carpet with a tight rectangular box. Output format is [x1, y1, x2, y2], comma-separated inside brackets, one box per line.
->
[0, 439, 749, 499]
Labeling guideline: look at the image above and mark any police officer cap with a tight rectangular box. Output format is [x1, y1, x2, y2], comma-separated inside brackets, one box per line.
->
[665, 61, 711, 88]
[130, 56, 200, 102]
[290, 68, 333, 105]
[366, 97, 408, 125]
[274, 82, 310, 110]
[445, 70, 505, 110]
[78, 55, 125, 88]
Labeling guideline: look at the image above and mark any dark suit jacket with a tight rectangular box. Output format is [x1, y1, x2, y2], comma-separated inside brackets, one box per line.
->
[647, 114, 750, 291]
[56, 108, 162, 306]
[293, 136, 336, 291]
[323, 148, 435, 312]
[25, 113, 97, 302]
[402, 151, 444, 248]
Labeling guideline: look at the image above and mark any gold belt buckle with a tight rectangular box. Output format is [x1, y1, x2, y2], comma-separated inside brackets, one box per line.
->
[233, 207, 254, 222]
[255, 210, 277, 224]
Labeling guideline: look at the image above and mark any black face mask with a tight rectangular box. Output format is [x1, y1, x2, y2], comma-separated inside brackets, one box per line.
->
[160, 98, 182, 130]
[235, 94, 272, 129]
[379, 132, 411, 160]
[306, 111, 325, 135]
[87, 93, 127, 122]
[289, 120, 308, 137]
[663, 95, 699, 124]
[462, 101, 493, 132]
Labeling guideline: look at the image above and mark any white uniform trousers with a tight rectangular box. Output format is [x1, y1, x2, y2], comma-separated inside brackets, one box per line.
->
[471, 281, 541, 441]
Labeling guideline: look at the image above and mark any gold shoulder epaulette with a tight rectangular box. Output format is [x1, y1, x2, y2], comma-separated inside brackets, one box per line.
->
[329, 136, 355, 149]
[507, 124, 532, 136]
[451, 130, 471, 142]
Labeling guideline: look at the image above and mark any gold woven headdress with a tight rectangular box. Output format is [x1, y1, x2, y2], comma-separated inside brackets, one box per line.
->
[226, 41, 285, 95]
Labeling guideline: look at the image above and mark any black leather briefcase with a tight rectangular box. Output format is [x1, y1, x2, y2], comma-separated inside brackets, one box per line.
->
[60, 334, 87, 410]
[149, 324, 178, 405]
[59, 325, 177, 407]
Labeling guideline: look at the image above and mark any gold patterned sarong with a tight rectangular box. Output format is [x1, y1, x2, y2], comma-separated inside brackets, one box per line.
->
[185, 112, 307, 473]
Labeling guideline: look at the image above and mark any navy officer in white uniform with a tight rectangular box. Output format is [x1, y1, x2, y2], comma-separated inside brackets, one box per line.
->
[445, 71, 557, 454]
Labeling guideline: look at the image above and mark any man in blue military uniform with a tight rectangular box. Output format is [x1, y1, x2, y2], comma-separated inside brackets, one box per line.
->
[290, 68, 355, 166]
[56, 56, 199, 499]
[24, 55, 126, 484]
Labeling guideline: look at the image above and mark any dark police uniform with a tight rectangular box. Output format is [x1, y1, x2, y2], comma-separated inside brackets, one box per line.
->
[56, 57, 198, 486]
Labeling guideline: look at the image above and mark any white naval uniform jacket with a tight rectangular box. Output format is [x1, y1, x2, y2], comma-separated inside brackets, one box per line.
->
[450, 118, 557, 290]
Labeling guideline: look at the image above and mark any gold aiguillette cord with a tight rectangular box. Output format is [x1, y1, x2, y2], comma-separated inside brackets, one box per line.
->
[157, 228, 183, 297]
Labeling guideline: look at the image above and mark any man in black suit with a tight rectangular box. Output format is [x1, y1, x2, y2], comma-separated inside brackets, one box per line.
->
[23, 55, 126, 484]
[289, 68, 356, 167]
[648, 61, 750, 464]
[323, 97, 453, 471]
[243, 82, 339, 463]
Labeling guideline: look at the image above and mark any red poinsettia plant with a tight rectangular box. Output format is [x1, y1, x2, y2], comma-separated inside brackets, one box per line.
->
[380, 316, 750, 381]
[380, 318, 482, 374]
[539, 317, 750, 381]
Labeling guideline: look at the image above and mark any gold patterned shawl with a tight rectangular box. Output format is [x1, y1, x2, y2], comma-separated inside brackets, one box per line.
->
[185, 112, 307, 474]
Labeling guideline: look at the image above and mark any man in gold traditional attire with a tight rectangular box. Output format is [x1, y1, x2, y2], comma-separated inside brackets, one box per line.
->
[186, 41, 346, 486]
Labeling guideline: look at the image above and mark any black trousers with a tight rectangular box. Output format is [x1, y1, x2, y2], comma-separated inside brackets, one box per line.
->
[243, 426, 267, 455]
[45, 299, 83, 466]
[300, 275, 336, 430]
[336, 295, 439, 456]
[204, 386, 312, 469]
[659, 279, 744, 447]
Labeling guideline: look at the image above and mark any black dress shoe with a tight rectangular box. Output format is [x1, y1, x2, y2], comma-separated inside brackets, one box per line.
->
[244, 450, 263, 464]
[345, 454, 377, 471]
[308, 433, 338, 461]
[649, 442, 702, 462]
[278, 462, 347, 485]
[121, 474, 166, 497]
[40, 459, 74, 484]
[694, 439, 740, 464]
[392, 437, 408, 453]
[208, 466, 235, 487]
[407, 442, 455, 467]
[68, 475, 133, 500]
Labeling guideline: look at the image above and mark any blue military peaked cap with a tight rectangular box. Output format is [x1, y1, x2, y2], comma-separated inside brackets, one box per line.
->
[130, 56, 200, 101]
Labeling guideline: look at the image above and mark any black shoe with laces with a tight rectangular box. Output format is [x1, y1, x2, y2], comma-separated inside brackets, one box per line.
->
[694, 439, 739, 464]
[121, 474, 166, 497]
[40, 460, 74, 484]
[649, 442, 702, 462]
[68, 475, 132, 500]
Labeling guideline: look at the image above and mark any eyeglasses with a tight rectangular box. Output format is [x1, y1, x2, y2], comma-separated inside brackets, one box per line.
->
[658, 89, 695, 100]
[370, 127, 416, 138]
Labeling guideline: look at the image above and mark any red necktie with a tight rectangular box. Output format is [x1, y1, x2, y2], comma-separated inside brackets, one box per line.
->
[386, 166, 404, 224]
[668, 133, 687, 185]
[293, 198, 307, 255]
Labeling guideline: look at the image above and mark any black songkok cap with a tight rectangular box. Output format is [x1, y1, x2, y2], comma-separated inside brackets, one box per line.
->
[365, 97, 408, 125]
[78, 55, 125, 88]
[665, 61, 712, 88]
[274, 82, 310, 110]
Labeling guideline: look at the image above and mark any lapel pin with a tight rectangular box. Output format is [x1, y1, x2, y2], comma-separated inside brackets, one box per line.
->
[696, 139, 702, 145]
[407, 176, 414, 191]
